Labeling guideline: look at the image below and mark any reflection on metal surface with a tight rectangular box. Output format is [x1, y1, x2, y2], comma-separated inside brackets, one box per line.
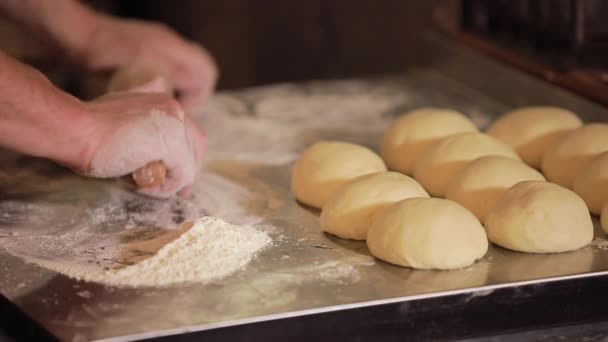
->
[2, 41, 608, 341]
[489, 239, 597, 284]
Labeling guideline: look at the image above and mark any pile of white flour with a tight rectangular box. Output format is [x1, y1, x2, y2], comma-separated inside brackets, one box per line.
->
[33, 217, 271, 287]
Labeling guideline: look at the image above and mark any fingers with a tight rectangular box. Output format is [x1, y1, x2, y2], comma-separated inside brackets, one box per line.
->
[178, 185, 193, 198]
[184, 114, 206, 162]
[137, 174, 195, 198]
[170, 43, 218, 111]
[136, 177, 180, 198]
[127, 76, 172, 94]
[140, 112, 198, 198]
[136, 156, 197, 198]
[132, 160, 167, 188]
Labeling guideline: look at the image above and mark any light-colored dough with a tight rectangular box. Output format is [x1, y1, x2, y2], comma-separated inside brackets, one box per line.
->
[485, 181, 593, 253]
[291, 141, 386, 209]
[572, 151, 608, 215]
[320, 172, 429, 240]
[445, 156, 546, 222]
[541, 123, 608, 188]
[381, 108, 478, 175]
[487, 107, 582, 168]
[367, 198, 488, 270]
[413, 132, 520, 197]
[602, 205, 608, 235]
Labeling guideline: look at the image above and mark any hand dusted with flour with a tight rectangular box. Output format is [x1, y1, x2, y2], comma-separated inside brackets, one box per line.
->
[84, 93, 199, 198]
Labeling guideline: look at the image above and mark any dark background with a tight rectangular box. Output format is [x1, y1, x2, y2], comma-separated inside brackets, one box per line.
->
[118, 1, 439, 90]
[0, 1, 441, 91]
[2, 1, 608, 94]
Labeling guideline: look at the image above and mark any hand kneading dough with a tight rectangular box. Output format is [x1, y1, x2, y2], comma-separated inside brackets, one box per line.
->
[541, 123, 608, 188]
[602, 205, 608, 234]
[291, 141, 386, 209]
[320, 172, 429, 240]
[367, 198, 488, 270]
[381, 108, 478, 175]
[485, 181, 593, 253]
[487, 106, 582, 168]
[413, 132, 520, 197]
[445, 156, 546, 222]
[573, 151, 608, 215]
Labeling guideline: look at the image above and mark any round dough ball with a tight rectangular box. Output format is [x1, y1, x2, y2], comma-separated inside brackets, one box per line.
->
[413, 132, 520, 197]
[381, 108, 478, 175]
[321, 172, 429, 240]
[485, 181, 593, 253]
[602, 205, 608, 235]
[367, 198, 488, 270]
[445, 156, 546, 222]
[573, 151, 608, 215]
[291, 141, 386, 209]
[487, 107, 582, 168]
[541, 123, 608, 188]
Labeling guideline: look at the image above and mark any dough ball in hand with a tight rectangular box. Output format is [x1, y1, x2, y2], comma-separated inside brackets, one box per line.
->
[487, 106, 582, 168]
[381, 108, 478, 175]
[573, 151, 608, 215]
[541, 123, 608, 188]
[291, 141, 386, 209]
[367, 198, 488, 270]
[485, 181, 593, 253]
[321, 172, 429, 240]
[446, 156, 546, 222]
[413, 132, 520, 197]
[602, 205, 608, 235]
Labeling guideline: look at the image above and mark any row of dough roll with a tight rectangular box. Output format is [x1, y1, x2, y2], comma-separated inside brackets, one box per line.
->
[291, 106, 607, 271]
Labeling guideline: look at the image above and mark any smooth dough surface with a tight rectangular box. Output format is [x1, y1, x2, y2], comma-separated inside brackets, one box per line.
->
[413, 132, 520, 197]
[541, 123, 608, 188]
[487, 107, 582, 168]
[573, 151, 608, 215]
[445, 156, 546, 222]
[367, 198, 488, 270]
[602, 205, 608, 235]
[381, 108, 478, 175]
[291, 141, 386, 209]
[485, 181, 593, 253]
[321, 172, 428, 240]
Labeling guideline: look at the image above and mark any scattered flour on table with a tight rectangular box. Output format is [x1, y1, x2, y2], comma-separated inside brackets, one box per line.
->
[199, 81, 409, 165]
[591, 237, 608, 251]
[30, 217, 271, 287]
[317, 264, 360, 285]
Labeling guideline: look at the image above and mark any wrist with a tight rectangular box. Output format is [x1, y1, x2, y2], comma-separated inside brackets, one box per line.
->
[48, 97, 100, 173]
[27, 72, 100, 172]
[0, 52, 98, 172]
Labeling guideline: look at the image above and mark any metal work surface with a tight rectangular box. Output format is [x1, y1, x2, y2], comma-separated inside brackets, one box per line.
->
[1, 33, 608, 341]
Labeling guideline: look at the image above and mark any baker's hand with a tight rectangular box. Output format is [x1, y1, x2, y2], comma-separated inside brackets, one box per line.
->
[78, 92, 205, 198]
[80, 14, 218, 111]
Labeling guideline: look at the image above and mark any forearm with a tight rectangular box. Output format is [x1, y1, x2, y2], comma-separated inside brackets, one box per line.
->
[0, 51, 93, 168]
[0, 0, 98, 63]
